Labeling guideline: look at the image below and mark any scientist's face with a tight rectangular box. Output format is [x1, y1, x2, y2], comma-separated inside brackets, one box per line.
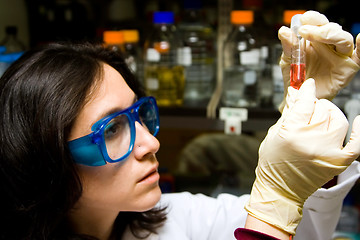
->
[68, 63, 161, 213]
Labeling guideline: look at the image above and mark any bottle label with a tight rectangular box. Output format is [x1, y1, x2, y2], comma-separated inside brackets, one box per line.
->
[260, 46, 269, 59]
[146, 78, 159, 90]
[240, 49, 260, 65]
[244, 70, 257, 85]
[146, 48, 160, 62]
[177, 47, 192, 66]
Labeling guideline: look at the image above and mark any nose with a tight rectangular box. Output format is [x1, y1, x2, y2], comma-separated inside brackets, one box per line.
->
[133, 121, 160, 160]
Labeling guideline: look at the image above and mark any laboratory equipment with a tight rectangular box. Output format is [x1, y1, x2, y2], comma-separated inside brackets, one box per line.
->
[290, 14, 306, 90]
[178, 0, 216, 106]
[272, 10, 305, 108]
[0, 26, 26, 53]
[222, 10, 261, 108]
[144, 11, 185, 107]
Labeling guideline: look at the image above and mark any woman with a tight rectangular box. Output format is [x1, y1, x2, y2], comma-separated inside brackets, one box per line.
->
[0, 42, 167, 239]
[0, 11, 360, 240]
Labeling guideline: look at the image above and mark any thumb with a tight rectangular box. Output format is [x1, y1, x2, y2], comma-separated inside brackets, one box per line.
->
[342, 115, 360, 163]
[283, 79, 317, 125]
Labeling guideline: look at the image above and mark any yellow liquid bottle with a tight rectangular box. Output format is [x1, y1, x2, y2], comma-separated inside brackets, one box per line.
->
[144, 11, 185, 107]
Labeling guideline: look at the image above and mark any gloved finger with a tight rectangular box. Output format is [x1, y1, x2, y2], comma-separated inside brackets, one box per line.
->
[283, 79, 317, 125]
[307, 98, 332, 132]
[278, 26, 292, 57]
[341, 115, 360, 164]
[299, 23, 354, 56]
[300, 10, 329, 26]
[352, 33, 360, 66]
[318, 99, 348, 145]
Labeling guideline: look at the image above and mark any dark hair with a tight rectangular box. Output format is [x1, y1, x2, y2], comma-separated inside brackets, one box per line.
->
[0, 42, 166, 239]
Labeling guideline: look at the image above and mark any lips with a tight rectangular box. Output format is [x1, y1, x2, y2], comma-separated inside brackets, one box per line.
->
[137, 163, 159, 183]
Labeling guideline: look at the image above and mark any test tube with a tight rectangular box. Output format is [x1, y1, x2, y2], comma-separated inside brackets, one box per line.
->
[290, 14, 306, 90]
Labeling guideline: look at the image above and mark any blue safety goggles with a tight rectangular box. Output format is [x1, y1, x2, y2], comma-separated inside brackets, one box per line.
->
[68, 96, 159, 166]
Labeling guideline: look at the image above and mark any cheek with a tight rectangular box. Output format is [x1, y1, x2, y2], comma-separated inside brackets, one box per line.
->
[76, 160, 162, 213]
[77, 164, 136, 211]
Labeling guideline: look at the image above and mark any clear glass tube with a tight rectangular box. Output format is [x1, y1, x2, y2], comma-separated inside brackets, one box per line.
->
[290, 14, 306, 90]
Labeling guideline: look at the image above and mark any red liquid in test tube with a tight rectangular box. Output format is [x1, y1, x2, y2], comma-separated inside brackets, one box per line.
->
[290, 63, 306, 90]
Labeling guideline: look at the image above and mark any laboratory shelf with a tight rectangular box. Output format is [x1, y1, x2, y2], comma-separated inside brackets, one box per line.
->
[159, 106, 281, 132]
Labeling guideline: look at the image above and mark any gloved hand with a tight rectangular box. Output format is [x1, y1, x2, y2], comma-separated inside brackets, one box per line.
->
[245, 78, 360, 235]
[278, 10, 360, 112]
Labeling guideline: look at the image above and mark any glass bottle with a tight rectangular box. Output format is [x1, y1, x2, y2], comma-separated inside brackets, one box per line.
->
[122, 29, 143, 83]
[144, 11, 185, 107]
[0, 26, 26, 53]
[178, 0, 216, 106]
[222, 10, 260, 107]
[242, 0, 273, 108]
[0, 26, 25, 77]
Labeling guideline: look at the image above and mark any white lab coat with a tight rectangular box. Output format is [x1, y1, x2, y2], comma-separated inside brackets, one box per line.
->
[122, 161, 360, 240]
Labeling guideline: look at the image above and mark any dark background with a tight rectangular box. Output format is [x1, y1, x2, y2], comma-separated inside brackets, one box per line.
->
[4, 0, 358, 49]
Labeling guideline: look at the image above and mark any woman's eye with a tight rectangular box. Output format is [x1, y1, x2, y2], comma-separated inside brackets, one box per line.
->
[105, 123, 120, 138]
[104, 116, 127, 140]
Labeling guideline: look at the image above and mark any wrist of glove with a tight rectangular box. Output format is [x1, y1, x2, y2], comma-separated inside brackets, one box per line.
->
[245, 79, 360, 235]
[277, 10, 360, 113]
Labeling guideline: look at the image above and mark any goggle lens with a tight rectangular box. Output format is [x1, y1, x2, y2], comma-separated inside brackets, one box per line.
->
[104, 98, 158, 161]
[138, 99, 159, 135]
[104, 114, 131, 161]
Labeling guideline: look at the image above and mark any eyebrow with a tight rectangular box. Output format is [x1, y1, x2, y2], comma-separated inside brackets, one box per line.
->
[94, 96, 138, 124]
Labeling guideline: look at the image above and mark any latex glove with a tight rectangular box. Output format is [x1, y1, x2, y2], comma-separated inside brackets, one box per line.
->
[278, 10, 360, 112]
[245, 79, 360, 235]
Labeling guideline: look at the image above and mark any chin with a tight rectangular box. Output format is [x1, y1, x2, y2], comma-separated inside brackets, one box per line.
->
[133, 184, 163, 212]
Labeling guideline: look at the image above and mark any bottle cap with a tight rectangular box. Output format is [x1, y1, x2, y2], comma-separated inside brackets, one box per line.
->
[153, 11, 175, 24]
[103, 31, 124, 45]
[231, 11, 254, 25]
[283, 10, 306, 25]
[122, 30, 139, 43]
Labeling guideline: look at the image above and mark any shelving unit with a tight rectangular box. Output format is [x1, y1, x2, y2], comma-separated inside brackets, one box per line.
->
[159, 106, 280, 132]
